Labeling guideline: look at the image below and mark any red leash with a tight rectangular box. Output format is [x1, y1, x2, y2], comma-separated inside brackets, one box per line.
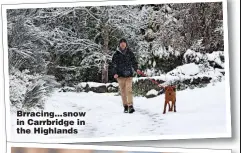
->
[137, 71, 165, 88]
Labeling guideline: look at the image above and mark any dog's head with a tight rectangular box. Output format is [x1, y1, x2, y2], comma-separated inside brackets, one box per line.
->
[165, 86, 176, 93]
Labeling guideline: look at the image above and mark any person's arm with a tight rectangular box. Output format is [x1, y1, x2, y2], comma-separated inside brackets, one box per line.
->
[112, 52, 118, 75]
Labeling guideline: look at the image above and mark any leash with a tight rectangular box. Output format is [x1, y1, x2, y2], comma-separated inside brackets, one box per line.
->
[137, 71, 165, 88]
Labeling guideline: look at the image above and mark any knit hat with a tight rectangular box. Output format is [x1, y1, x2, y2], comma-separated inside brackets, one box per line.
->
[119, 38, 127, 44]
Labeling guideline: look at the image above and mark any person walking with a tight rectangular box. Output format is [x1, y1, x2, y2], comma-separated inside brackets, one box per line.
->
[112, 38, 141, 113]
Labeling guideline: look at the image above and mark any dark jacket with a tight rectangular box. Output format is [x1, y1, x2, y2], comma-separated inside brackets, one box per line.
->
[112, 47, 138, 77]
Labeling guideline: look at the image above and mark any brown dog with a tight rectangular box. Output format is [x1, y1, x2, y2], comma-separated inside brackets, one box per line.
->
[163, 86, 176, 114]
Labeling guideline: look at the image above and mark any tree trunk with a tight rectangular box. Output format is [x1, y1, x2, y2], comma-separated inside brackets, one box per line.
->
[102, 62, 108, 83]
[101, 25, 109, 83]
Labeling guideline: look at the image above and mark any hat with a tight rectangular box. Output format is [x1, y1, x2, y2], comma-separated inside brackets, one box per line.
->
[119, 38, 127, 44]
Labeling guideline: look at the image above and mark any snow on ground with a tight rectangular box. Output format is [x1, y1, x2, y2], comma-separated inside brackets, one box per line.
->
[10, 81, 229, 142]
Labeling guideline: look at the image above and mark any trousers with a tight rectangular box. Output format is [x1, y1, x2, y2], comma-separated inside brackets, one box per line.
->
[117, 77, 133, 106]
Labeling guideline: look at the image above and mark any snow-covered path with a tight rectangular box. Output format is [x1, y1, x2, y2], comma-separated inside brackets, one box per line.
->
[10, 81, 230, 142]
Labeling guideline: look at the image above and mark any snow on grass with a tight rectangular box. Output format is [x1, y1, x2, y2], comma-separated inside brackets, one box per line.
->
[10, 81, 229, 142]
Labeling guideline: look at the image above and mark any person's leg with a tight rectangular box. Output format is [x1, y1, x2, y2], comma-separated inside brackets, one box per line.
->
[126, 77, 133, 106]
[126, 77, 135, 113]
[117, 77, 127, 106]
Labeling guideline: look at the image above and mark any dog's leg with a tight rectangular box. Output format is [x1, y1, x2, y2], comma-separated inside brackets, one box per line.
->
[169, 101, 173, 112]
[168, 102, 172, 112]
[163, 101, 168, 114]
[174, 99, 177, 112]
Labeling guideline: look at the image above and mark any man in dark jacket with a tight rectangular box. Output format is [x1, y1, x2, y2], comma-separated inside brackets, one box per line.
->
[112, 38, 141, 113]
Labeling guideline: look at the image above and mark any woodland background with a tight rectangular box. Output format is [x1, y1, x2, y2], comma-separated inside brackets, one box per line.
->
[7, 2, 225, 109]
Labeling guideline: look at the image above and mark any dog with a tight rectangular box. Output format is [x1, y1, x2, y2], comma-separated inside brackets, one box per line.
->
[163, 86, 176, 114]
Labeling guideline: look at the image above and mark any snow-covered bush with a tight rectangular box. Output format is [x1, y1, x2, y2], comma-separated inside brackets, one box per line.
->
[22, 81, 48, 110]
[59, 87, 76, 92]
[206, 51, 225, 69]
[183, 49, 225, 83]
[61, 82, 119, 93]
[190, 39, 205, 52]
[145, 89, 160, 98]
[132, 78, 165, 96]
[167, 63, 200, 76]
[9, 68, 59, 111]
[183, 49, 224, 69]
[183, 49, 207, 64]
[138, 40, 183, 74]
[167, 63, 224, 82]
[143, 68, 162, 77]
[9, 69, 30, 108]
